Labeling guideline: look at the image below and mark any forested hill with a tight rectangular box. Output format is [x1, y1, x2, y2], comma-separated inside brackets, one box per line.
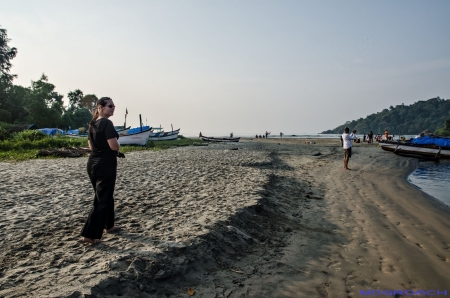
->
[321, 97, 450, 135]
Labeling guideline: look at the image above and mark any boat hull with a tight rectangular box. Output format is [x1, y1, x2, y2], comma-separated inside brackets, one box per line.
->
[118, 129, 152, 146]
[201, 136, 240, 142]
[116, 127, 131, 135]
[380, 144, 450, 159]
[150, 129, 180, 141]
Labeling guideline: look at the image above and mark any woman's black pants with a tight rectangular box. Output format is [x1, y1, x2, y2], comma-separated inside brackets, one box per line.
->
[81, 156, 117, 239]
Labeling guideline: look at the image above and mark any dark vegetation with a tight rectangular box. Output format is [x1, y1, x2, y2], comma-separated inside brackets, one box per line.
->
[322, 97, 450, 136]
[0, 26, 209, 162]
[434, 118, 450, 137]
[0, 129, 203, 162]
[0, 26, 97, 130]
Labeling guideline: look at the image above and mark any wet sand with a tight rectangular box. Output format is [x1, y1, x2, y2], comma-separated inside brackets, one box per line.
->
[0, 138, 449, 297]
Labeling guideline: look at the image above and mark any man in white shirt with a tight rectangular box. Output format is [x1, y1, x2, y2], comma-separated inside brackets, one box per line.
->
[342, 127, 357, 170]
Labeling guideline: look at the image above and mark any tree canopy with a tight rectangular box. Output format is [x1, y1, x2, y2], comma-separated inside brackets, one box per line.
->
[0, 26, 17, 82]
[0, 25, 98, 130]
[322, 97, 450, 135]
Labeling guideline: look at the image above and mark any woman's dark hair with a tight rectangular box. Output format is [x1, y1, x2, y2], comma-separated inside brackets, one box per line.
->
[90, 97, 112, 124]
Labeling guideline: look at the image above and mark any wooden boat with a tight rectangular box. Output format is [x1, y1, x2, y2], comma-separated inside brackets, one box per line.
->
[118, 128, 152, 146]
[149, 129, 180, 141]
[380, 143, 450, 160]
[116, 126, 131, 135]
[201, 136, 240, 142]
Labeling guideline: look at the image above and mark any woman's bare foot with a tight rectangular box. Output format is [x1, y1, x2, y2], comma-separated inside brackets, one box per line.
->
[80, 237, 101, 244]
[106, 226, 122, 233]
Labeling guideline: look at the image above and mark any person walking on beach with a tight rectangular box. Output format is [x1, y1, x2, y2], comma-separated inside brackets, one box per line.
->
[342, 127, 356, 170]
[81, 97, 122, 244]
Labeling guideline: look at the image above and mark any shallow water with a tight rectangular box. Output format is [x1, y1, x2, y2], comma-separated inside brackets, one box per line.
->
[408, 161, 450, 206]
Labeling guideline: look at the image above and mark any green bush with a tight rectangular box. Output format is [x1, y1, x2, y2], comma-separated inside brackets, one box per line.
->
[0, 127, 11, 141]
[0, 134, 88, 151]
[435, 128, 450, 137]
[13, 130, 48, 142]
[434, 117, 450, 136]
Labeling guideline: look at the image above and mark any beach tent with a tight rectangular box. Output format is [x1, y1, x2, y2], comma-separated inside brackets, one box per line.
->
[411, 136, 450, 148]
[38, 128, 65, 136]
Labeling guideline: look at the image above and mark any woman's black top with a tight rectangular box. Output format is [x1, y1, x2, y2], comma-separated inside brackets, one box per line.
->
[88, 118, 119, 158]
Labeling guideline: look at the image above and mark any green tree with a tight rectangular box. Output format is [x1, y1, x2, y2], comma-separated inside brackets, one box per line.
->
[79, 94, 98, 111]
[322, 97, 450, 135]
[0, 26, 18, 118]
[61, 112, 73, 130]
[67, 89, 84, 113]
[26, 74, 64, 127]
[71, 108, 92, 129]
[6, 84, 31, 123]
[0, 26, 17, 83]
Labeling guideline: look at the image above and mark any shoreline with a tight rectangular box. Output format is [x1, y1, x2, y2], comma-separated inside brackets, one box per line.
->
[406, 160, 450, 209]
[1, 138, 449, 297]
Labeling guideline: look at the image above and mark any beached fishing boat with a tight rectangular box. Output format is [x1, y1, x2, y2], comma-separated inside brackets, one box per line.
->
[149, 129, 180, 141]
[380, 143, 450, 160]
[201, 136, 240, 142]
[116, 126, 131, 135]
[409, 136, 450, 149]
[118, 128, 152, 145]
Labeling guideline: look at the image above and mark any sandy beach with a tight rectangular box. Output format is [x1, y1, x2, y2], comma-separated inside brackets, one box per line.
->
[0, 138, 449, 297]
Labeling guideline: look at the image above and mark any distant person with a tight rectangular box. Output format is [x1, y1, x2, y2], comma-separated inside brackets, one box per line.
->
[368, 131, 373, 143]
[352, 130, 359, 142]
[255, 134, 258, 138]
[363, 133, 366, 142]
[342, 127, 357, 170]
[230, 132, 233, 138]
[384, 129, 389, 141]
[280, 132, 283, 138]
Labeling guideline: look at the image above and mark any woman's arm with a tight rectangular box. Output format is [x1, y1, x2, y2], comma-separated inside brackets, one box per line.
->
[107, 138, 120, 151]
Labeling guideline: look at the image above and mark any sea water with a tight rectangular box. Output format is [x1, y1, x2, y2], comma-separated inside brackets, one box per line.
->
[408, 161, 450, 206]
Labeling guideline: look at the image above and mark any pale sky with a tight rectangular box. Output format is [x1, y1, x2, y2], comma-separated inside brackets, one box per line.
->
[2, 0, 450, 136]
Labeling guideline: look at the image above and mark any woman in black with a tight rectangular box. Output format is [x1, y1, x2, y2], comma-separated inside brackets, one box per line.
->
[81, 97, 121, 244]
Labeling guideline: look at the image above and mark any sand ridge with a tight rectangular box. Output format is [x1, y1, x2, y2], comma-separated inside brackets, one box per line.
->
[0, 138, 449, 297]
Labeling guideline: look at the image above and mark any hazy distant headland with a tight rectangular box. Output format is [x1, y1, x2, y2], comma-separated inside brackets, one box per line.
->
[321, 97, 450, 135]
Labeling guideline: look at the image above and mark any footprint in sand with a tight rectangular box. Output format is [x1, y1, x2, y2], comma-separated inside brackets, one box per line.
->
[327, 261, 341, 271]
[380, 259, 396, 273]
[356, 256, 370, 266]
